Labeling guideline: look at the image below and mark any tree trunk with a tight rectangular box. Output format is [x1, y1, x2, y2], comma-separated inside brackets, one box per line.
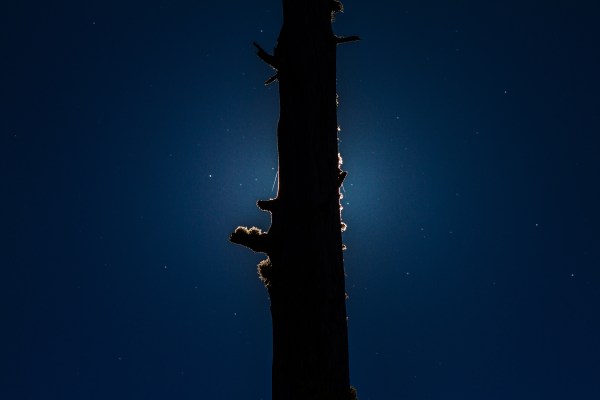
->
[230, 2, 358, 399]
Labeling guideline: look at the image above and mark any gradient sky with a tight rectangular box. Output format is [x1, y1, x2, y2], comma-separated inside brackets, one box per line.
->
[3, 1, 600, 399]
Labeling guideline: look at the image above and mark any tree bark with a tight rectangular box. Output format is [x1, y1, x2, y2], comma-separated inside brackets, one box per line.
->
[230, 2, 357, 399]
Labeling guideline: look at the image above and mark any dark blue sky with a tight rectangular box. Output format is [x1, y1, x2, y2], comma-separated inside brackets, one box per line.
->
[3, 1, 599, 399]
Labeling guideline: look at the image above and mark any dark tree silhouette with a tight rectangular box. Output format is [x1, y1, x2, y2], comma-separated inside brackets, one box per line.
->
[230, 1, 358, 399]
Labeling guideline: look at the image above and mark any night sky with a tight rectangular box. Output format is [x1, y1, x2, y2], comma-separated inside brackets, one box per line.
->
[3, 1, 600, 399]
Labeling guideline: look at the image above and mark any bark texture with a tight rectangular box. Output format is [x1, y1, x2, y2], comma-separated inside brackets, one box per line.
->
[230, 2, 358, 399]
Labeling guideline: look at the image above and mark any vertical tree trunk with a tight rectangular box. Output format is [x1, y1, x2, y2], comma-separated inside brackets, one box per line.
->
[230, 2, 358, 399]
